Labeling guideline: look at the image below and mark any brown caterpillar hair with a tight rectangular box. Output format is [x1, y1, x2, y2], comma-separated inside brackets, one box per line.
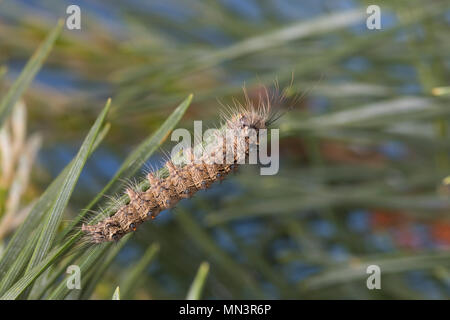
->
[82, 87, 284, 243]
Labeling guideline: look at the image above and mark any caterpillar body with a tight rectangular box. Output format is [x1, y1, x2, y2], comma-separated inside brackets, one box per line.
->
[82, 95, 275, 243]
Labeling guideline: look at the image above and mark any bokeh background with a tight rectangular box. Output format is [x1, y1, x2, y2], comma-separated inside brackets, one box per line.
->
[1, 0, 450, 299]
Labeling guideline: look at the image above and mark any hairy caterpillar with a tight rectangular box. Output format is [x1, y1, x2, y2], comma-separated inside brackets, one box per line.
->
[82, 88, 283, 243]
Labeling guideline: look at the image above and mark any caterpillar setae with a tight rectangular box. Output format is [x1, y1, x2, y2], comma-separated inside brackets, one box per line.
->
[82, 87, 285, 243]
